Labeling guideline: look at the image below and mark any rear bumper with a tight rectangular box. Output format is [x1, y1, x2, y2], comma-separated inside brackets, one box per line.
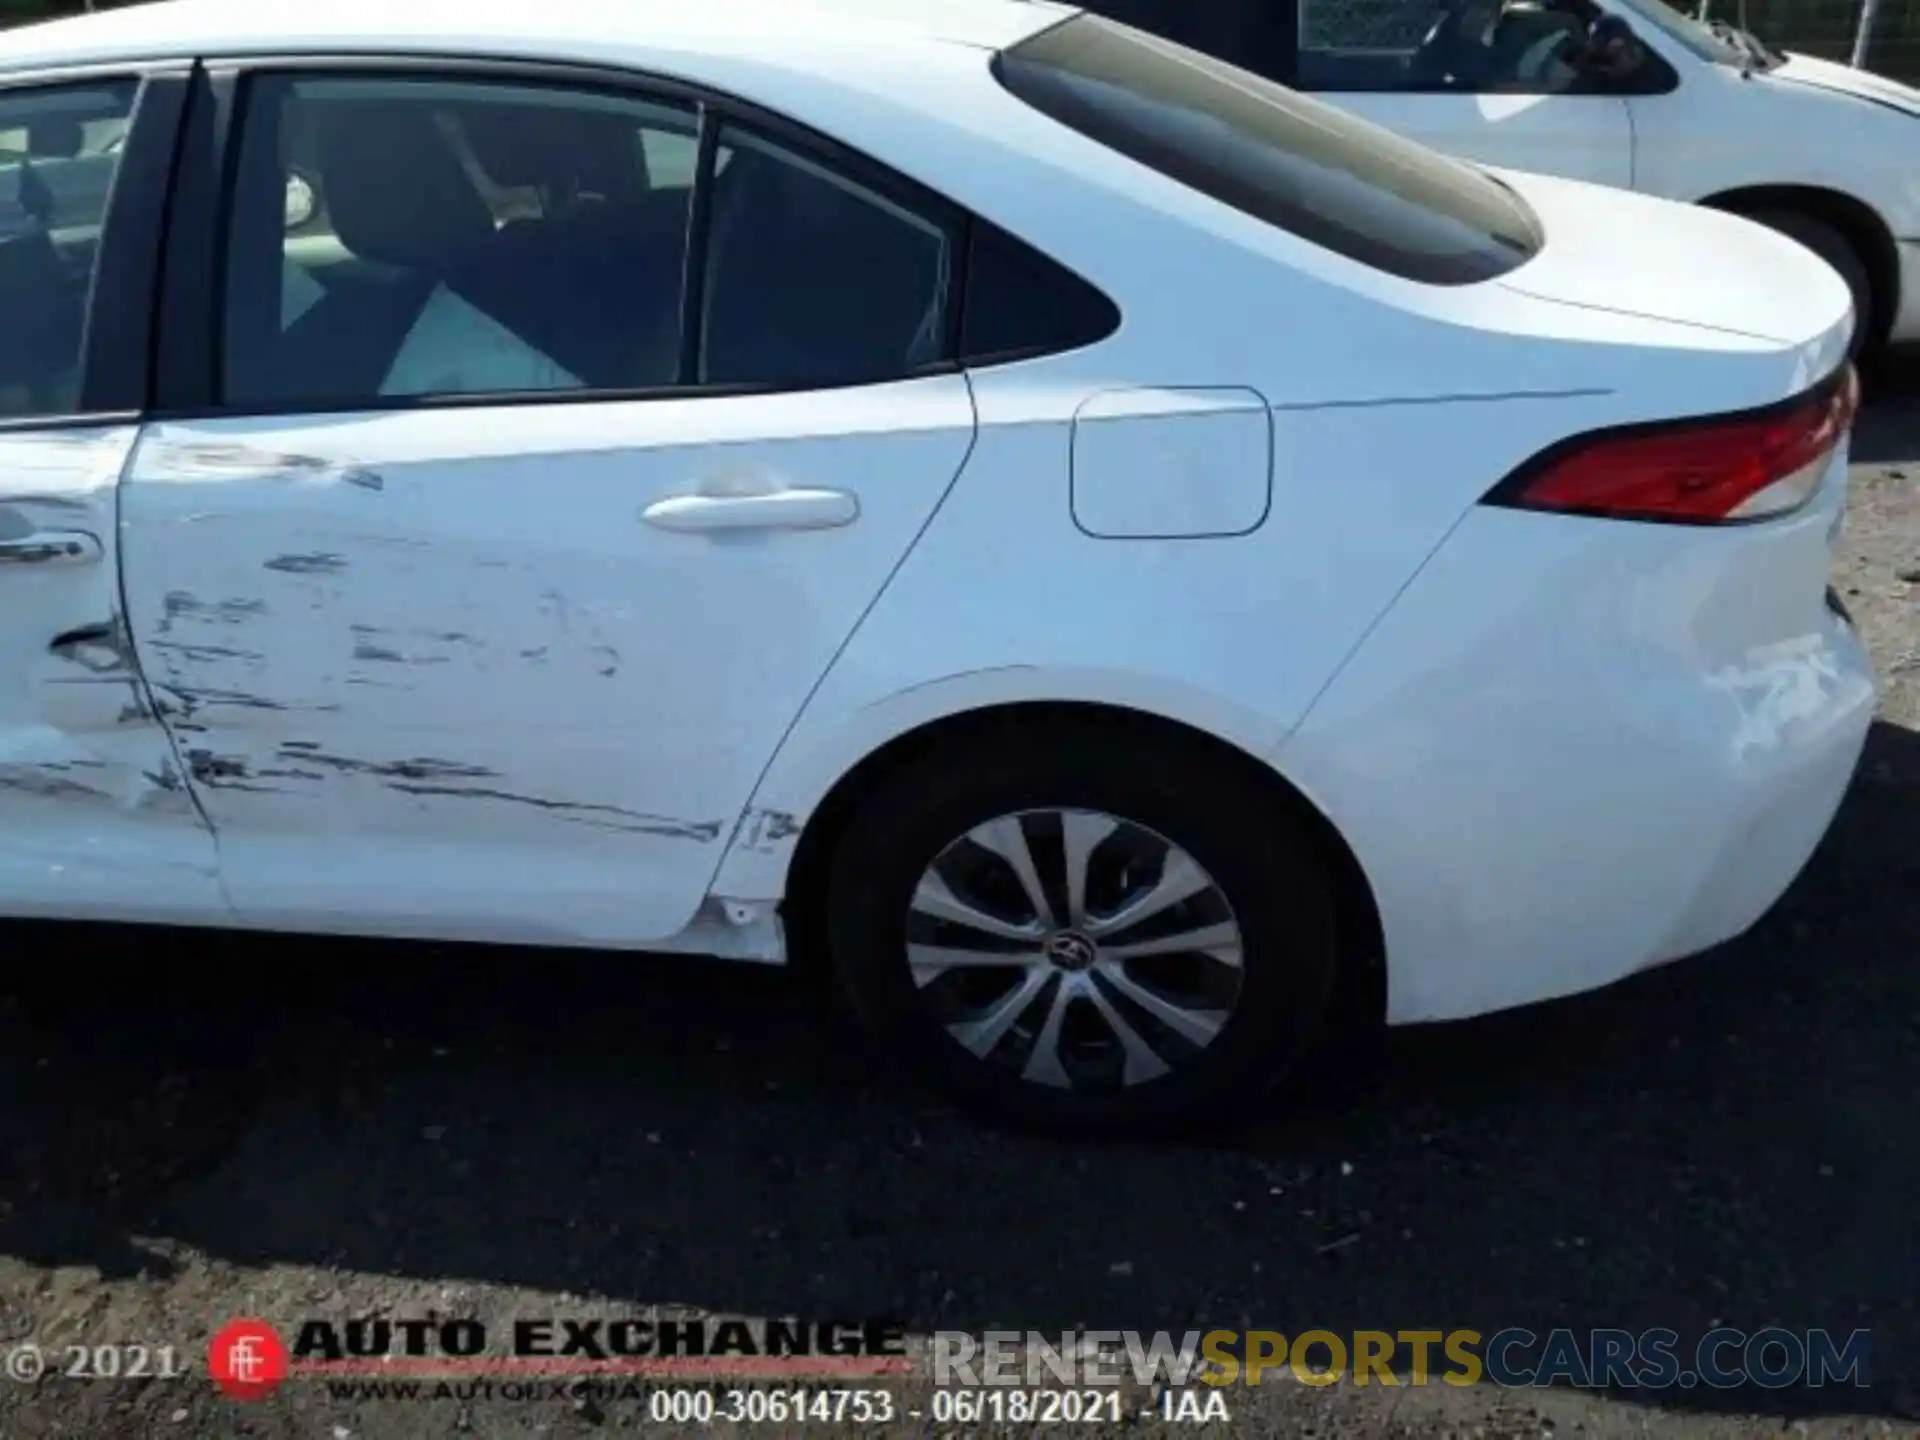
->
[1643, 622, 1870, 969]
[1275, 460, 1876, 1024]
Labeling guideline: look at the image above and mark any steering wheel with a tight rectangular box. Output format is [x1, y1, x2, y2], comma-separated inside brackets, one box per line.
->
[1406, 1, 1472, 85]
[1407, 0, 1502, 86]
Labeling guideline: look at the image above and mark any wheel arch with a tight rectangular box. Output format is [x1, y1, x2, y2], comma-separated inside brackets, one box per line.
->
[765, 699, 1387, 1027]
[1697, 183, 1898, 347]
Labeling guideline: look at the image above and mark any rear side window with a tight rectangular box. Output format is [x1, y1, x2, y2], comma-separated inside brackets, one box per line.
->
[223, 74, 702, 408]
[959, 221, 1119, 363]
[993, 14, 1543, 286]
[697, 125, 954, 388]
[218, 73, 967, 408]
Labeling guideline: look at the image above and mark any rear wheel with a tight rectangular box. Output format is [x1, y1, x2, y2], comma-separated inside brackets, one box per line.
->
[1741, 208, 1874, 361]
[823, 722, 1341, 1134]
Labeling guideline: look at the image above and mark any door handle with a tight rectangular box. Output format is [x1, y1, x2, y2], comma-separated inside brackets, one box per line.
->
[0, 530, 102, 567]
[641, 487, 859, 534]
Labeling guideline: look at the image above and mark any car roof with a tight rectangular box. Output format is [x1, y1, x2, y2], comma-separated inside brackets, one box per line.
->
[0, 0, 1078, 76]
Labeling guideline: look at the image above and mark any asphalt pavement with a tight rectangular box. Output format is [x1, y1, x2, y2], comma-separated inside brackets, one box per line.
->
[0, 365, 1915, 1438]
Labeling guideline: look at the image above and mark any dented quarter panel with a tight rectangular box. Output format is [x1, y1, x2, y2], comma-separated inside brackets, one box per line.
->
[0, 425, 224, 922]
[119, 384, 976, 945]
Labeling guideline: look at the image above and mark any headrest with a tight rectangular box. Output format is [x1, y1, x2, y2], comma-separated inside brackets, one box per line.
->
[316, 101, 495, 271]
[456, 103, 641, 194]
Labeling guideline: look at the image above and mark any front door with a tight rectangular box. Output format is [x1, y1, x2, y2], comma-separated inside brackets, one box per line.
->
[120, 68, 975, 945]
[0, 70, 223, 923]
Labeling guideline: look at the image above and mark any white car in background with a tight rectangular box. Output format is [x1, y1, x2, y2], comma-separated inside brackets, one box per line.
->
[1088, 0, 1920, 358]
[0, 0, 1876, 1133]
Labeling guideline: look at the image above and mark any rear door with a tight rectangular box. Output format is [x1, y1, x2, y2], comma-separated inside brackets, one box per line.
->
[0, 66, 223, 922]
[119, 65, 976, 946]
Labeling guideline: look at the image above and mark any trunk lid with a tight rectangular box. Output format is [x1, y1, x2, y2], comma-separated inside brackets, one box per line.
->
[1487, 167, 1853, 351]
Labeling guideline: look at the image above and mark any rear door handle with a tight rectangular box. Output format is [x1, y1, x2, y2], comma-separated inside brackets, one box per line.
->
[0, 530, 102, 567]
[641, 488, 859, 534]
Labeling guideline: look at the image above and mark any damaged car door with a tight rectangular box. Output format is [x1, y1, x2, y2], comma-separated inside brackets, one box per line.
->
[118, 69, 974, 948]
[0, 70, 221, 921]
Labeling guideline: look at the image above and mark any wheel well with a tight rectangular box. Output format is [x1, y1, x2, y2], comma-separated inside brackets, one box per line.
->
[1699, 184, 1897, 347]
[777, 701, 1387, 1027]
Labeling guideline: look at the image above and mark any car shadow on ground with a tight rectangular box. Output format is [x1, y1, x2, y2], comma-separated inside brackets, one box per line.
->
[0, 716, 1912, 1424]
[1855, 345, 1920, 465]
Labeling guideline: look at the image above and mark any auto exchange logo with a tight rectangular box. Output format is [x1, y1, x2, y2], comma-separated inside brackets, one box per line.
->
[206, 1315, 912, 1400]
[208, 1319, 290, 1401]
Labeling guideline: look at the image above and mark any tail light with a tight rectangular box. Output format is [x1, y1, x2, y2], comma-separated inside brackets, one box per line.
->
[1485, 365, 1858, 524]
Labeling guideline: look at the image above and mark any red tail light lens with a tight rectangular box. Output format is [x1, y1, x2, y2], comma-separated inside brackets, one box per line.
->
[1486, 365, 1858, 524]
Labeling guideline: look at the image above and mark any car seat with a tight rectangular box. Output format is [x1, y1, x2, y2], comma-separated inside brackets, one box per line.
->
[264, 100, 500, 403]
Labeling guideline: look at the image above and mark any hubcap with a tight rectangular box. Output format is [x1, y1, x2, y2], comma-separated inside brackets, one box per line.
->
[1043, 931, 1097, 971]
[904, 808, 1244, 1092]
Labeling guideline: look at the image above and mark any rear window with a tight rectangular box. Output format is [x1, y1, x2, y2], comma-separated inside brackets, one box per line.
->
[993, 14, 1542, 286]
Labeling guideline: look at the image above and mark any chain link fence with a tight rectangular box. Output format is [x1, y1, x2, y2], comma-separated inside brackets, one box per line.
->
[1748, 0, 1920, 76]
[1296, 0, 1919, 75]
[1301, 0, 1434, 50]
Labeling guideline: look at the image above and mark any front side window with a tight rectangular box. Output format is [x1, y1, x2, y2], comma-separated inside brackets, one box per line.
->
[996, 14, 1542, 285]
[0, 80, 137, 419]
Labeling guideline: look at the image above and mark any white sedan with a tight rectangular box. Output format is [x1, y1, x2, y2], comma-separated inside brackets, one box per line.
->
[0, 0, 1876, 1132]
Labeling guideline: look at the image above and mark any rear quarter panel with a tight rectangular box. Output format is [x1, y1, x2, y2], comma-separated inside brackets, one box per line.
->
[709, 349, 1756, 904]
[710, 48, 1864, 906]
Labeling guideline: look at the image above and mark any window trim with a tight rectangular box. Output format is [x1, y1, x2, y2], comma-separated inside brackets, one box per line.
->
[0, 61, 190, 435]
[152, 64, 235, 413]
[81, 70, 190, 411]
[167, 51, 1020, 422]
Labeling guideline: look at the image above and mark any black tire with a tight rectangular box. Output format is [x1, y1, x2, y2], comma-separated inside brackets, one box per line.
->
[1742, 208, 1874, 362]
[823, 719, 1341, 1136]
